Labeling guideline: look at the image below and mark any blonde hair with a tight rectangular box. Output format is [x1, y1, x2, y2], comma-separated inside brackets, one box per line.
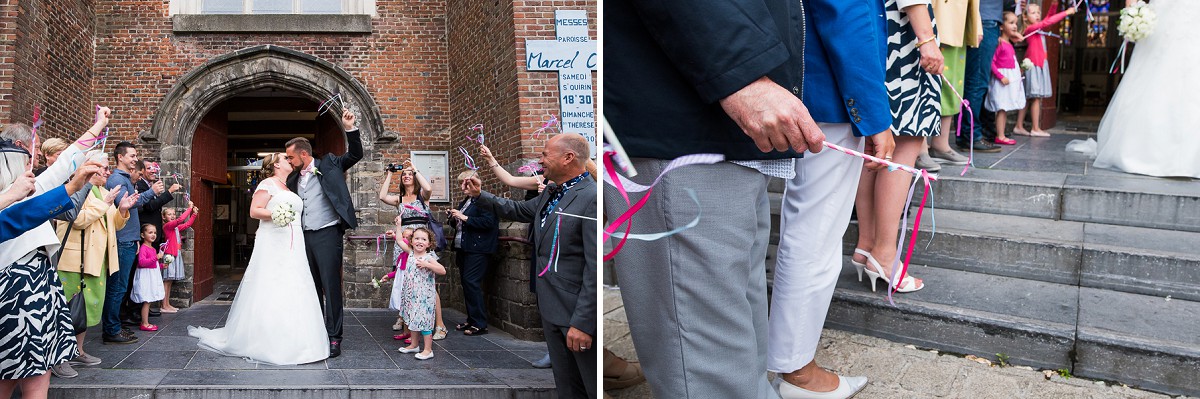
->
[40, 138, 69, 164]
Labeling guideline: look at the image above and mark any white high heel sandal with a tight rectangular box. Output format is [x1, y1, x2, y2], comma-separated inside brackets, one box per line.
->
[861, 252, 923, 293]
[851, 249, 871, 282]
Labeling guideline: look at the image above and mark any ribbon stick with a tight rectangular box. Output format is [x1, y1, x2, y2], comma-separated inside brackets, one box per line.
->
[1110, 40, 1129, 74]
[821, 141, 940, 181]
[532, 114, 559, 140]
[29, 106, 42, 171]
[468, 124, 485, 145]
[458, 146, 479, 174]
[941, 82, 975, 176]
[602, 116, 637, 177]
[517, 160, 543, 174]
[317, 90, 344, 116]
[538, 216, 563, 276]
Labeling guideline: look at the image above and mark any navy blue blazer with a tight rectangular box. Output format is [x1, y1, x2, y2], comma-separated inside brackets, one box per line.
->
[606, 0, 807, 161]
[0, 186, 73, 244]
[449, 198, 499, 254]
[802, 0, 891, 137]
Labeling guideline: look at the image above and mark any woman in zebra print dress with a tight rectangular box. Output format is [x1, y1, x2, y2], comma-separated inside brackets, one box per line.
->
[0, 110, 111, 396]
[852, 0, 944, 293]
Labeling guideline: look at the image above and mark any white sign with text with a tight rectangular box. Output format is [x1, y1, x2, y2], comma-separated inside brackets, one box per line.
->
[525, 10, 597, 148]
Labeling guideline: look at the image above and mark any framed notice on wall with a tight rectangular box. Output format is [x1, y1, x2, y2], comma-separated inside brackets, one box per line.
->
[409, 151, 450, 203]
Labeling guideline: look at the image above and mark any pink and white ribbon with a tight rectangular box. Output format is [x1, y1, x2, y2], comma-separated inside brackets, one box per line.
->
[602, 152, 724, 261]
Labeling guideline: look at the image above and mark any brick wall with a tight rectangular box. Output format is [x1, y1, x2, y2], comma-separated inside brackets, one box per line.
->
[93, 0, 450, 154]
[513, 0, 597, 159]
[438, 0, 597, 341]
[1, 0, 95, 145]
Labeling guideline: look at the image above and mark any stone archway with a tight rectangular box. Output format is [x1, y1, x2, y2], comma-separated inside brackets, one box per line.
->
[146, 45, 391, 303]
[145, 44, 393, 150]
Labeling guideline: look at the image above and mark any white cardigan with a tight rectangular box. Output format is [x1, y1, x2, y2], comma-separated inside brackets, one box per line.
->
[0, 145, 85, 267]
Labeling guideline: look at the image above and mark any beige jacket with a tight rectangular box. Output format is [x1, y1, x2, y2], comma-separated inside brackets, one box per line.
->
[933, 0, 984, 48]
[56, 187, 128, 277]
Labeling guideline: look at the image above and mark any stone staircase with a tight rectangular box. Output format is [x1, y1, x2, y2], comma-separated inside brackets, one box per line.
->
[765, 168, 1200, 396]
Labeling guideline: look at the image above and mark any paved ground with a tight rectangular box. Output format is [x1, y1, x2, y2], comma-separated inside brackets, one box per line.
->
[47, 301, 555, 397]
[603, 288, 1188, 399]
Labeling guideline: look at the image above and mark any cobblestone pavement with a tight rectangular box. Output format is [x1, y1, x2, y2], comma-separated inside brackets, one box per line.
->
[603, 288, 1187, 399]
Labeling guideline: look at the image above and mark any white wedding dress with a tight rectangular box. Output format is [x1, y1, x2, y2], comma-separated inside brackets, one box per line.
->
[1094, 0, 1200, 179]
[188, 181, 329, 365]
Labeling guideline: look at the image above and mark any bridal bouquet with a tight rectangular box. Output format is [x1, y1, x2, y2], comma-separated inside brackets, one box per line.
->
[161, 254, 174, 267]
[1021, 58, 1034, 71]
[271, 203, 297, 227]
[1118, 1, 1155, 42]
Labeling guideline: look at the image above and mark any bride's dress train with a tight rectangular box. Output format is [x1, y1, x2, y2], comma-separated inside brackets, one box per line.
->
[1093, 0, 1200, 179]
[188, 181, 329, 365]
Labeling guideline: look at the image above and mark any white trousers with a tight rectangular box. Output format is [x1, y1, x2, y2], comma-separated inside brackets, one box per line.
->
[767, 123, 866, 373]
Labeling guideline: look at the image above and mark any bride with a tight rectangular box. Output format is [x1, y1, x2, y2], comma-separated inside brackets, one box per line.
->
[1093, 0, 1199, 179]
[188, 153, 329, 365]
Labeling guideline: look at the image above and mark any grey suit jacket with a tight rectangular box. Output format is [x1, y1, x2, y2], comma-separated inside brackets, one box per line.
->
[475, 177, 597, 337]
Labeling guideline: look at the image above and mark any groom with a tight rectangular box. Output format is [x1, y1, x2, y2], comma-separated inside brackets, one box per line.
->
[286, 108, 363, 358]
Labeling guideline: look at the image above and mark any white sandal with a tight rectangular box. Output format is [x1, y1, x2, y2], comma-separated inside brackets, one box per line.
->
[851, 249, 871, 282]
[862, 252, 923, 293]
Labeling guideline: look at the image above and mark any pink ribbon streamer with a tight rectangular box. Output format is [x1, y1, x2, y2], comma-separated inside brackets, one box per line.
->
[538, 216, 562, 276]
[29, 106, 42, 170]
[602, 152, 725, 261]
[532, 115, 559, 140]
[942, 82, 975, 176]
[458, 147, 478, 170]
[517, 160, 543, 174]
[467, 124, 485, 145]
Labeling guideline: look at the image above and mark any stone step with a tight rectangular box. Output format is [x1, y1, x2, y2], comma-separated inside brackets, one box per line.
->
[770, 169, 1200, 233]
[818, 263, 1200, 396]
[838, 209, 1200, 302]
[823, 262, 1077, 372]
[930, 169, 1200, 233]
[1076, 286, 1200, 397]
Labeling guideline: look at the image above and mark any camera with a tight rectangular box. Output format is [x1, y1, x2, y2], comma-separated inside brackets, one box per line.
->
[386, 163, 404, 172]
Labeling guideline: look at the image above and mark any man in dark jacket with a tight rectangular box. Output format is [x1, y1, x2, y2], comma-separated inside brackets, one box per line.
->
[135, 160, 182, 249]
[606, 0, 894, 397]
[447, 172, 499, 336]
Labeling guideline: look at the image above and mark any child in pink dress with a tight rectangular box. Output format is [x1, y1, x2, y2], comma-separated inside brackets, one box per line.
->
[986, 12, 1028, 145]
[131, 224, 165, 331]
[1014, 3, 1077, 137]
[160, 201, 198, 313]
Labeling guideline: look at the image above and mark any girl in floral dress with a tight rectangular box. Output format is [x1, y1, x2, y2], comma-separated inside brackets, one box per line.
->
[396, 228, 445, 360]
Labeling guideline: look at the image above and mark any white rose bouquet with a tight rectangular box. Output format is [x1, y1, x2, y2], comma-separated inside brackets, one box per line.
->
[162, 254, 175, 266]
[271, 202, 297, 227]
[1021, 58, 1035, 71]
[1118, 1, 1156, 42]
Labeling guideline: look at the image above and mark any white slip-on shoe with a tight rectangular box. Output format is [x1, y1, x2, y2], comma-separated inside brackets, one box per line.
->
[777, 375, 868, 399]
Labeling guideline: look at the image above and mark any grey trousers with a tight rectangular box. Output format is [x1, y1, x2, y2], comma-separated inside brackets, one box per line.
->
[607, 159, 778, 399]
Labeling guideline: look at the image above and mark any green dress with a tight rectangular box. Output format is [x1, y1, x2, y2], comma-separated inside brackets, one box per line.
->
[57, 187, 110, 328]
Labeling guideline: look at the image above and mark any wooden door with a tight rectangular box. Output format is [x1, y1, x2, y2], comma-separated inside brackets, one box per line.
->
[190, 110, 228, 302]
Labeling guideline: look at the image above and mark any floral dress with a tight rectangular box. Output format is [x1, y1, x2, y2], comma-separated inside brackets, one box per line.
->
[400, 252, 438, 332]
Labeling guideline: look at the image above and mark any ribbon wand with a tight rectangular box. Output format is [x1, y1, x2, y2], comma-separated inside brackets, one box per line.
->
[602, 116, 637, 177]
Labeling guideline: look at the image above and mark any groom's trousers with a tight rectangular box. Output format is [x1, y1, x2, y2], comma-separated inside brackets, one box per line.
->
[606, 159, 777, 399]
[305, 225, 344, 341]
[767, 123, 865, 373]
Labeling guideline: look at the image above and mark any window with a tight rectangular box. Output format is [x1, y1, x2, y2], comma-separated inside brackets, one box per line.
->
[172, 0, 375, 15]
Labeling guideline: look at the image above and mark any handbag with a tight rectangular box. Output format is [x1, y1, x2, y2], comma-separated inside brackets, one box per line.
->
[416, 192, 448, 251]
[54, 215, 88, 335]
[67, 281, 87, 335]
